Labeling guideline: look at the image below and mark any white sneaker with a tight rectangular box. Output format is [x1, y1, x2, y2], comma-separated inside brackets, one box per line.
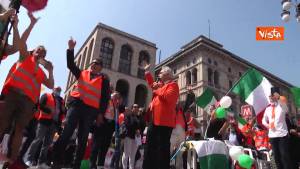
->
[36, 163, 51, 169]
[25, 161, 34, 167]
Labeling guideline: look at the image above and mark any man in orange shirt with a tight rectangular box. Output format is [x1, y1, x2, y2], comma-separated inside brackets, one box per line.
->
[143, 66, 179, 169]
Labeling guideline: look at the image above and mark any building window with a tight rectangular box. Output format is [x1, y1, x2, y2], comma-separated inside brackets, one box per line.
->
[229, 80, 233, 89]
[118, 44, 133, 75]
[186, 71, 191, 85]
[193, 58, 197, 64]
[100, 38, 114, 69]
[187, 62, 190, 67]
[208, 58, 212, 64]
[214, 71, 219, 86]
[239, 72, 242, 77]
[214, 61, 218, 66]
[137, 51, 150, 79]
[173, 68, 177, 74]
[192, 68, 197, 84]
[228, 67, 231, 73]
[208, 68, 213, 84]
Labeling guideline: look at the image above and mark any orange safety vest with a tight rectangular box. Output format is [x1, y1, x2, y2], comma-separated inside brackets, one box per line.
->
[70, 70, 103, 109]
[254, 130, 269, 150]
[38, 93, 55, 120]
[3, 55, 45, 103]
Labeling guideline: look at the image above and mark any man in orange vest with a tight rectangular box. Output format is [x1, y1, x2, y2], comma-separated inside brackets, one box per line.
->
[25, 87, 65, 168]
[0, 12, 54, 168]
[52, 38, 110, 169]
[143, 65, 179, 169]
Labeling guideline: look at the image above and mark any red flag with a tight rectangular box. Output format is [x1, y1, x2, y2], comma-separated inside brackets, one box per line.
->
[22, 0, 48, 12]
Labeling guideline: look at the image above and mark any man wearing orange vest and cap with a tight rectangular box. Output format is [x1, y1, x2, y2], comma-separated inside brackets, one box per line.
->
[25, 87, 65, 168]
[52, 37, 110, 169]
[143, 65, 179, 169]
[262, 87, 292, 169]
[0, 12, 54, 168]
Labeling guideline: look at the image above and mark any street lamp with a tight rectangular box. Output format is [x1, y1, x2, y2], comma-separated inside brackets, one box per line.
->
[281, 0, 300, 22]
[281, 10, 291, 22]
[282, 0, 293, 10]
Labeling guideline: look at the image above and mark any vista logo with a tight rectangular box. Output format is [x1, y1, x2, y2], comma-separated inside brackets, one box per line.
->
[256, 27, 284, 41]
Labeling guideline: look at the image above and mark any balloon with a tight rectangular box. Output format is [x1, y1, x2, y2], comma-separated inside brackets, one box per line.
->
[220, 96, 232, 108]
[215, 107, 227, 119]
[229, 146, 244, 161]
[238, 154, 253, 169]
[22, 0, 48, 12]
[80, 160, 90, 169]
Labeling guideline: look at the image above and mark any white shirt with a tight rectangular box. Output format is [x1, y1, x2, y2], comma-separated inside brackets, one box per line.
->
[262, 102, 288, 138]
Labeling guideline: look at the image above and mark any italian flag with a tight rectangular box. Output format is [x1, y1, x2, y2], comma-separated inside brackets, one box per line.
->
[196, 88, 216, 113]
[231, 68, 272, 115]
[189, 140, 229, 169]
[290, 87, 300, 108]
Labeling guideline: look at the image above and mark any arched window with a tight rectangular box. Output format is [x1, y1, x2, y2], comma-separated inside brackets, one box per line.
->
[137, 51, 150, 79]
[214, 71, 219, 86]
[186, 71, 191, 85]
[207, 68, 213, 84]
[119, 44, 133, 75]
[138, 51, 150, 66]
[134, 84, 148, 107]
[192, 68, 197, 84]
[100, 38, 114, 69]
[116, 79, 130, 105]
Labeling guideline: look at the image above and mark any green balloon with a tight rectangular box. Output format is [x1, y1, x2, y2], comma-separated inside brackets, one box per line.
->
[215, 107, 227, 118]
[238, 154, 253, 169]
[80, 160, 90, 169]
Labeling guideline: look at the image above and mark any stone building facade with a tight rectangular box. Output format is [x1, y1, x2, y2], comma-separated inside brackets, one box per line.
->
[64, 23, 157, 107]
[155, 35, 297, 134]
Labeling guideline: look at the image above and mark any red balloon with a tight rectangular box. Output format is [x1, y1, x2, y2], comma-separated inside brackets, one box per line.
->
[22, 0, 48, 12]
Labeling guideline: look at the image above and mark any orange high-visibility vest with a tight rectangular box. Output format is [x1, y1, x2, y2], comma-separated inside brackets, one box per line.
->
[70, 70, 103, 109]
[3, 55, 45, 103]
[38, 93, 55, 120]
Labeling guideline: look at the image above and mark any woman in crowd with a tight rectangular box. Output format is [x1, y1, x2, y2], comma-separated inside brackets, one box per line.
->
[121, 104, 143, 169]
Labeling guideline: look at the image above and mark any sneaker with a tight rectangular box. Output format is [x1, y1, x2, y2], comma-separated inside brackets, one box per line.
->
[25, 161, 33, 167]
[36, 163, 51, 169]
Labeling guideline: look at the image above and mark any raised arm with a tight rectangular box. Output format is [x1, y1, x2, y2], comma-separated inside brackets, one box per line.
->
[42, 60, 54, 89]
[18, 12, 38, 60]
[67, 38, 81, 79]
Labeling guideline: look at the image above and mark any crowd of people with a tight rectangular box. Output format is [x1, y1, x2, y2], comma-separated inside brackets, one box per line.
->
[0, 7, 300, 169]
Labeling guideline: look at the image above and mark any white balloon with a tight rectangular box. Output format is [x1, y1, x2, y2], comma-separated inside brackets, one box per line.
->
[220, 96, 232, 108]
[229, 146, 244, 161]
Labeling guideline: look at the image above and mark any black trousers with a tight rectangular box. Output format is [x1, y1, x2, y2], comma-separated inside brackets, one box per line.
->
[90, 120, 115, 167]
[270, 135, 294, 169]
[143, 123, 173, 169]
[18, 118, 38, 160]
[52, 100, 98, 168]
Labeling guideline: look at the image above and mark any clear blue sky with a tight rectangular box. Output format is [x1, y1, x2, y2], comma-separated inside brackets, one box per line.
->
[1, 0, 300, 94]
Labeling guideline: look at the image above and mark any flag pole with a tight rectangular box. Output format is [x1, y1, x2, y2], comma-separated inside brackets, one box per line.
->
[0, 0, 21, 64]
